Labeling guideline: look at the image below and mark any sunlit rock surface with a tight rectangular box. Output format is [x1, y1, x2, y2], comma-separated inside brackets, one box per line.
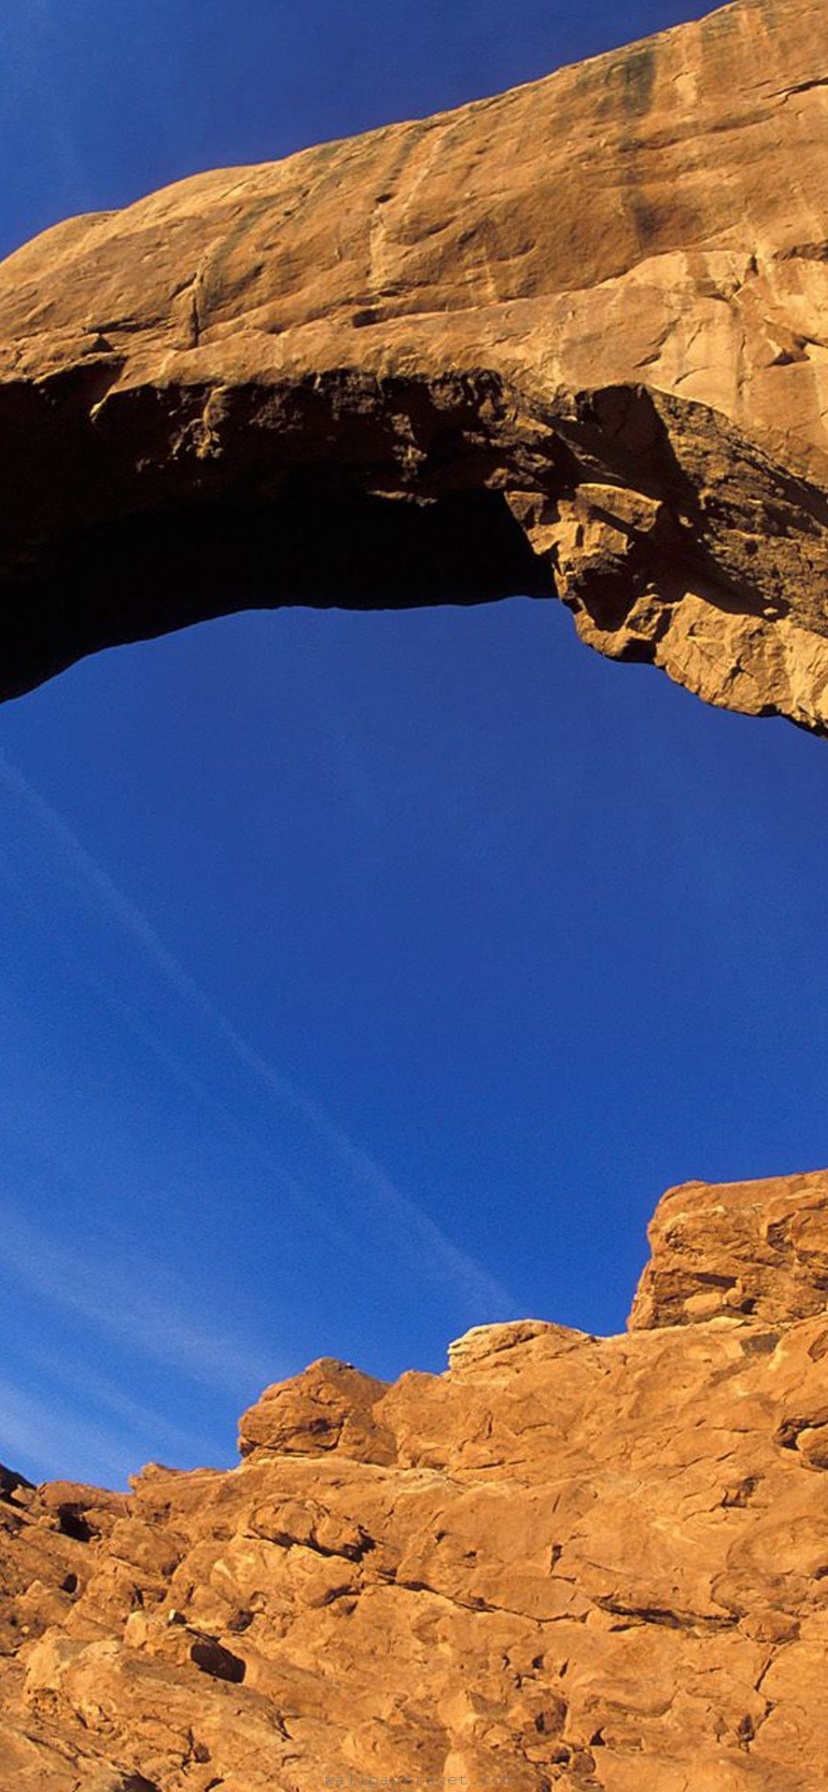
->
[3, 0, 828, 727]
[3, 1172, 828, 1788]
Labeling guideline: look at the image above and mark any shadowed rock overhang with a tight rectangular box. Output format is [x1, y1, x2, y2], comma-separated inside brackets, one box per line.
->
[2, 0, 828, 722]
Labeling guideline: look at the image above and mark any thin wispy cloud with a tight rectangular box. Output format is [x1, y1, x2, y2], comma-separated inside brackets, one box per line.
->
[0, 1372, 149, 1487]
[0, 1201, 275, 1397]
[0, 746, 515, 1319]
[25, 1344, 222, 1464]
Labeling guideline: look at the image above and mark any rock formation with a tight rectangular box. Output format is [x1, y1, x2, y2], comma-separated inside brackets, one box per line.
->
[2, 1171, 828, 1790]
[4, 1, 828, 1786]
[2, 0, 828, 727]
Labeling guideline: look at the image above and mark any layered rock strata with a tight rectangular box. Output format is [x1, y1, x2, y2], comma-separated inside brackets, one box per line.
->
[3, 0, 828, 725]
[3, 1171, 828, 1789]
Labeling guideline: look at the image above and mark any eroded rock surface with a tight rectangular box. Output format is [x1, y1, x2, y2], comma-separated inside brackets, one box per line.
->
[3, 1172, 828, 1788]
[630, 1169, 828, 1329]
[3, 0, 828, 725]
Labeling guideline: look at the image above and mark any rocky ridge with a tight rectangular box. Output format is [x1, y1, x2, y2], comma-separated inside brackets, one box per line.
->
[3, 0, 828, 727]
[3, 1172, 828, 1790]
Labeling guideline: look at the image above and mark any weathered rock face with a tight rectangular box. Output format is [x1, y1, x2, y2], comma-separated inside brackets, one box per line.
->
[630, 1169, 828, 1329]
[4, 0, 828, 726]
[3, 1172, 828, 1790]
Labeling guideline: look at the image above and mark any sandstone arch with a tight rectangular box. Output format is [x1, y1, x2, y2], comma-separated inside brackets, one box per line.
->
[2, 0, 828, 729]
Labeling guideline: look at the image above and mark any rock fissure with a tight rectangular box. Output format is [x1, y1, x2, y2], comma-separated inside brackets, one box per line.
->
[592, 1597, 740, 1634]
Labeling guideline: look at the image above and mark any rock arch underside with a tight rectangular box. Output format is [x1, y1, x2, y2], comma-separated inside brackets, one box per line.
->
[4, 0, 828, 1786]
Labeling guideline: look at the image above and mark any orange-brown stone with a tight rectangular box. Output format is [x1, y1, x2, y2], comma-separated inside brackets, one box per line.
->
[3, 1172, 828, 1788]
[3, 0, 828, 730]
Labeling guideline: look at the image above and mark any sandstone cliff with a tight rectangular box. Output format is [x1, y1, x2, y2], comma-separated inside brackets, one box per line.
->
[3, 1172, 828, 1790]
[3, 0, 828, 727]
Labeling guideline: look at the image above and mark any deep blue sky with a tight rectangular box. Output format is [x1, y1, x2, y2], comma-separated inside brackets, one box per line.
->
[4, 0, 824, 1488]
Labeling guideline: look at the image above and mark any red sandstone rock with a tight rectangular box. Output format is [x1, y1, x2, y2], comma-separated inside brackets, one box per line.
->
[3, 0, 828, 730]
[2, 1172, 828, 1787]
[629, 1169, 828, 1329]
[238, 1357, 396, 1463]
